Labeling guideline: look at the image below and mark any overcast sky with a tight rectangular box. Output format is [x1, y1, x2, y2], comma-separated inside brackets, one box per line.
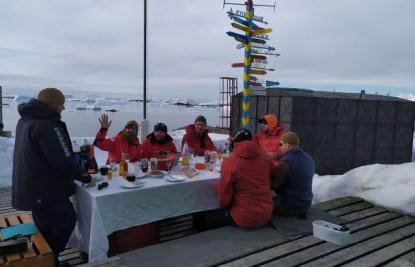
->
[0, 0, 414, 100]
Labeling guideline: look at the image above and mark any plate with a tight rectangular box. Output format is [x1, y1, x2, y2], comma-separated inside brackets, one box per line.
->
[120, 181, 146, 189]
[166, 174, 187, 182]
[150, 171, 167, 178]
[136, 173, 149, 179]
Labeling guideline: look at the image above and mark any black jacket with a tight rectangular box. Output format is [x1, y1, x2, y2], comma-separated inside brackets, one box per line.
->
[12, 99, 89, 211]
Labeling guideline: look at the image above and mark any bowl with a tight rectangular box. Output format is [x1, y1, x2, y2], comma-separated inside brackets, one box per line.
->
[195, 162, 206, 170]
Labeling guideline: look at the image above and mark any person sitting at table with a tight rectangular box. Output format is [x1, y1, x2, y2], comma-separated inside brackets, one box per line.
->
[253, 114, 285, 162]
[195, 128, 275, 230]
[94, 114, 142, 164]
[181, 115, 217, 156]
[271, 132, 315, 216]
[142, 123, 177, 170]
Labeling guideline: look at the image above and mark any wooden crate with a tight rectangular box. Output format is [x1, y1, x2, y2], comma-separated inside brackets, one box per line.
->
[0, 213, 54, 267]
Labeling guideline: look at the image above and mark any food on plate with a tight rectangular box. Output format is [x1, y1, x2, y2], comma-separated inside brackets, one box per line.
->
[151, 169, 163, 175]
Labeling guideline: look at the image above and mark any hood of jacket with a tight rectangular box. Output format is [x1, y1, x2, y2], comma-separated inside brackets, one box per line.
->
[18, 99, 61, 121]
[233, 141, 260, 159]
[263, 115, 285, 134]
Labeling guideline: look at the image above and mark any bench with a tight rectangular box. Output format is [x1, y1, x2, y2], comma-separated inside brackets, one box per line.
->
[0, 213, 54, 267]
[116, 196, 415, 267]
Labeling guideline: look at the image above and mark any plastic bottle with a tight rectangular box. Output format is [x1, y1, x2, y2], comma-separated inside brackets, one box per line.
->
[182, 142, 190, 166]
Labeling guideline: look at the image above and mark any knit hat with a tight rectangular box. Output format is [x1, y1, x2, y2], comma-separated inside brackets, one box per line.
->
[37, 88, 65, 109]
[124, 120, 139, 133]
[280, 131, 300, 145]
[194, 115, 207, 125]
[154, 123, 167, 133]
[233, 128, 252, 143]
[258, 114, 278, 131]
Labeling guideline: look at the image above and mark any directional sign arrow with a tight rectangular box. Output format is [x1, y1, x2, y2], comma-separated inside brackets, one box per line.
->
[227, 31, 266, 44]
[229, 15, 261, 30]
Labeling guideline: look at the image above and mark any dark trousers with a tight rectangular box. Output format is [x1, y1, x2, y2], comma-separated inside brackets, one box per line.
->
[194, 208, 236, 231]
[273, 199, 309, 217]
[32, 199, 76, 266]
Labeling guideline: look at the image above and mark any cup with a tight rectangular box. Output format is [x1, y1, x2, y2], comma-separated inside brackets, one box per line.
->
[141, 159, 149, 173]
[126, 173, 136, 182]
[99, 166, 109, 176]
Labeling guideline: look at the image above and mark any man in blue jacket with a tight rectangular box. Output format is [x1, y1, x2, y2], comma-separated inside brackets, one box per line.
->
[12, 88, 91, 267]
[271, 132, 315, 216]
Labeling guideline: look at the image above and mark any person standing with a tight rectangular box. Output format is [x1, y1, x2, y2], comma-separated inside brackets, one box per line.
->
[253, 114, 285, 162]
[94, 114, 142, 164]
[12, 88, 91, 267]
[181, 115, 217, 156]
[271, 132, 315, 216]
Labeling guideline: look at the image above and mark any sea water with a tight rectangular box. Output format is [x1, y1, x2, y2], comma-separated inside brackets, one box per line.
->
[2, 101, 220, 137]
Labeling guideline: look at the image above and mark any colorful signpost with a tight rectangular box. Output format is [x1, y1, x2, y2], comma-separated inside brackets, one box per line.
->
[224, 0, 279, 128]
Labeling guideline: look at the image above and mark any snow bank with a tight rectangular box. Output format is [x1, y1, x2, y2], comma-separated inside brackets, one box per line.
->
[313, 162, 415, 215]
[0, 137, 15, 187]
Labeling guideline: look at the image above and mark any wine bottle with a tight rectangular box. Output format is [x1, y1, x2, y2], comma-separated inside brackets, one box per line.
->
[87, 144, 98, 174]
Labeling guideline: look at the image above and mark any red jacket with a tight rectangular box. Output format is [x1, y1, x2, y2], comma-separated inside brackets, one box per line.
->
[94, 129, 142, 164]
[218, 141, 274, 228]
[181, 124, 217, 156]
[142, 133, 177, 159]
[253, 123, 285, 161]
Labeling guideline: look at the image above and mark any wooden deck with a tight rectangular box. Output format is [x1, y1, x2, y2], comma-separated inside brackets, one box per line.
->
[215, 196, 415, 267]
[2, 186, 415, 266]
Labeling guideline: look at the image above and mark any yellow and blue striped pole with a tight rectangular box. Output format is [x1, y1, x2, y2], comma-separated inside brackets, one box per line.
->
[242, 0, 254, 128]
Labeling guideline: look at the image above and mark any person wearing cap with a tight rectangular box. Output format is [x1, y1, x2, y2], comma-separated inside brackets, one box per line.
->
[12, 88, 92, 266]
[253, 114, 285, 162]
[94, 114, 142, 164]
[196, 128, 274, 230]
[142, 123, 177, 170]
[181, 115, 217, 156]
[271, 131, 315, 216]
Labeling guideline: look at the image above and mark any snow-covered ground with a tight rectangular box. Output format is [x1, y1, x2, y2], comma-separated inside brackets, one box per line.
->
[1, 135, 415, 216]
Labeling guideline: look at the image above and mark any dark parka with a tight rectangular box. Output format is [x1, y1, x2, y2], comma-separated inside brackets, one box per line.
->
[12, 99, 89, 211]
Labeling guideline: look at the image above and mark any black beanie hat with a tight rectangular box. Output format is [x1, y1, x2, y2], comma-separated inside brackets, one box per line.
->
[233, 128, 252, 143]
[154, 123, 168, 133]
[194, 115, 207, 125]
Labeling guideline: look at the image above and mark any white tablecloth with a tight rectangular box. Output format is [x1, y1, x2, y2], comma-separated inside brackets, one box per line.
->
[69, 169, 220, 263]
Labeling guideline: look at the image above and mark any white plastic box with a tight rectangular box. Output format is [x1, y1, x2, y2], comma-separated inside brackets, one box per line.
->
[312, 220, 354, 246]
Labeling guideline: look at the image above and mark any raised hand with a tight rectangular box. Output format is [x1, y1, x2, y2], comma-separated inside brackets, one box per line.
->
[99, 114, 112, 129]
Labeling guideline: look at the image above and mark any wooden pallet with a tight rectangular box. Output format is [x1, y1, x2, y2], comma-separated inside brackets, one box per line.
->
[0, 213, 54, 267]
[0, 187, 88, 267]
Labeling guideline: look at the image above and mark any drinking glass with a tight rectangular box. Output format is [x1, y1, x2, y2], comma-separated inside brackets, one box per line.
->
[141, 159, 149, 173]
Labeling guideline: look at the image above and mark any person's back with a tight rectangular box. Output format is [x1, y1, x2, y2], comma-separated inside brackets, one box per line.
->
[219, 139, 274, 228]
[13, 98, 84, 210]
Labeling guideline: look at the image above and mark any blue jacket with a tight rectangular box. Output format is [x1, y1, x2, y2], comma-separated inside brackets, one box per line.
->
[12, 99, 89, 211]
[275, 148, 315, 209]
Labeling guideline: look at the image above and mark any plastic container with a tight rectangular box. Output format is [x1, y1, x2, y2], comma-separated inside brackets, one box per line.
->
[312, 220, 353, 246]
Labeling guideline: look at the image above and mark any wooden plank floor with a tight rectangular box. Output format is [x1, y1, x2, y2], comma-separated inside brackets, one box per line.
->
[3, 185, 415, 266]
[216, 196, 415, 267]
